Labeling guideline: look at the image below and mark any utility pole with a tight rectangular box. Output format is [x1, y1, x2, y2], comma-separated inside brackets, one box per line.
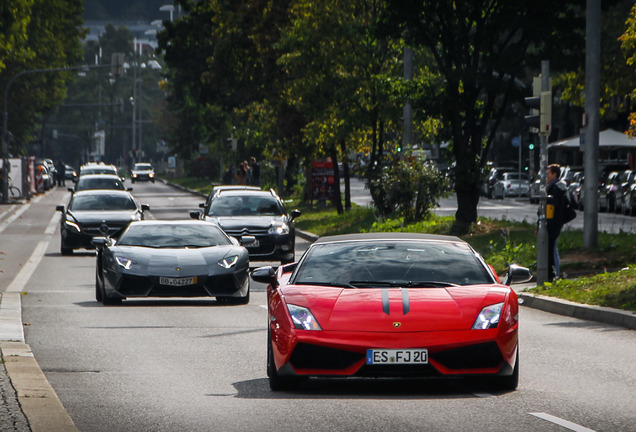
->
[583, 0, 600, 249]
[536, 61, 551, 285]
[524, 62, 551, 284]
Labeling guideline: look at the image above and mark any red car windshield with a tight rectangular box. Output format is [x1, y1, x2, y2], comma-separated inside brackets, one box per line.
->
[293, 240, 494, 287]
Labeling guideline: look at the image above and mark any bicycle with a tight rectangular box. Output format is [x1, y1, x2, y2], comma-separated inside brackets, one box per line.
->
[0, 176, 21, 201]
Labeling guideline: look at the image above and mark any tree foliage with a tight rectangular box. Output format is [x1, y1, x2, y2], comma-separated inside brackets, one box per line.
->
[382, 0, 583, 232]
[0, 0, 84, 152]
[620, 2, 636, 137]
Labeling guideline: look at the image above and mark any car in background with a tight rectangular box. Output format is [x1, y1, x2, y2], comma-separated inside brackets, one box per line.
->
[70, 174, 130, 193]
[56, 190, 149, 255]
[599, 171, 621, 212]
[191, 188, 300, 264]
[64, 165, 78, 182]
[492, 172, 530, 199]
[130, 162, 155, 183]
[614, 170, 635, 214]
[36, 162, 54, 190]
[483, 166, 514, 199]
[93, 220, 252, 305]
[567, 171, 584, 209]
[251, 232, 531, 391]
[78, 162, 121, 180]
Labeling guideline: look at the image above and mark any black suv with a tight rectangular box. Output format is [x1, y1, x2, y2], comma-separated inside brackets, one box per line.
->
[191, 188, 300, 264]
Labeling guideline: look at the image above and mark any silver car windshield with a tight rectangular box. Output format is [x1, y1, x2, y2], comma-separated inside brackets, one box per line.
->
[76, 178, 125, 191]
[117, 224, 231, 248]
[293, 240, 494, 287]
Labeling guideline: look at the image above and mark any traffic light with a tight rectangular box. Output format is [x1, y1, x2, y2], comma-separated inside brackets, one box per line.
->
[524, 76, 551, 136]
[528, 143, 535, 151]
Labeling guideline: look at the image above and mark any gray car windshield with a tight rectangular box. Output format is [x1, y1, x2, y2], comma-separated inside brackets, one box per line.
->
[208, 195, 283, 217]
[70, 195, 137, 211]
[293, 241, 494, 287]
[117, 224, 231, 248]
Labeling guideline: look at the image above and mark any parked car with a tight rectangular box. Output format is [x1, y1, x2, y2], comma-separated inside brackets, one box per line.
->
[191, 188, 300, 264]
[130, 162, 155, 183]
[251, 232, 532, 391]
[56, 190, 149, 255]
[614, 170, 635, 214]
[70, 174, 130, 193]
[92, 220, 252, 305]
[484, 167, 514, 199]
[599, 171, 621, 212]
[492, 172, 530, 199]
[36, 162, 55, 190]
[567, 171, 584, 209]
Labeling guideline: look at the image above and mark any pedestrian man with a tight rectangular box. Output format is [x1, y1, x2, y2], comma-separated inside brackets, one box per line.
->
[545, 164, 567, 281]
[249, 156, 260, 186]
[56, 159, 65, 186]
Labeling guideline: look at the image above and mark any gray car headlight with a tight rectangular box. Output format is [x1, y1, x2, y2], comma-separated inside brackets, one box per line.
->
[287, 304, 322, 330]
[115, 256, 136, 270]
[268, 222, 289, 236]
[472, 302, 503, 329]
[218, 255, 239, 269]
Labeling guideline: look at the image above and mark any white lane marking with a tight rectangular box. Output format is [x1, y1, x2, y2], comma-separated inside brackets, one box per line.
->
[45, 212, 58, 234]
[0, 199, 34, 234]
[7, 241, 49, 293]
[259, 305, 267, 310]
[530, 412, 596, 432]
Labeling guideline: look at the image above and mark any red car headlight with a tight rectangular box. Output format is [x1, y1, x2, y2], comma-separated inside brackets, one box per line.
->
[472, 302, 503, 329]
[287, 304, 322, 331]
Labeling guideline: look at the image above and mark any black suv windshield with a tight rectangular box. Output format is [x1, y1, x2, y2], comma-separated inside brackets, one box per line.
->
[208, 195, 283, 217]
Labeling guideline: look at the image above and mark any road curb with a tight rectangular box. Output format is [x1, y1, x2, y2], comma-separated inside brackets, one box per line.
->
[519, 292, 636, 329]
[0, 342, 77, 432]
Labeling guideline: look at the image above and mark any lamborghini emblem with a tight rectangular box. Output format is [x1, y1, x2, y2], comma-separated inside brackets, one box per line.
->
[176, 267, 181, 272]
[393, 322, 401, 328]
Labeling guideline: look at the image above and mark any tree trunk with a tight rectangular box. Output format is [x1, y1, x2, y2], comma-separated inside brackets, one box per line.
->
[330, 144, 344, 214]
[453, 186, 479, 234]
[340, 139, 351, 210]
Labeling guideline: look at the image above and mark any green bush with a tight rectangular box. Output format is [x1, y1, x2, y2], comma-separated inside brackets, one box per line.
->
[367, 156, 450, 222]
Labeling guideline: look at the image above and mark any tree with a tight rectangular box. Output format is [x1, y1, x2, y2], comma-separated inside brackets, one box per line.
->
[620, 2, 636, 137]
[277, 0, 403, 209]
[0, 0, 84, 152]
[383, 0, 582, 232]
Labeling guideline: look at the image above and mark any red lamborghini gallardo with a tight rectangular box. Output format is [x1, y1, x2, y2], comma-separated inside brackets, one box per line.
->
[251, 233, 532, 391]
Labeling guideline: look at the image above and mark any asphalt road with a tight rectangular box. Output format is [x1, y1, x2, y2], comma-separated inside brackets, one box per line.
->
[2, 182, 636, 431]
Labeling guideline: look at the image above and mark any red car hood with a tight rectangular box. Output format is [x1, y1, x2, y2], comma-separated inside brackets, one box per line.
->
[280, 285, 510, 332]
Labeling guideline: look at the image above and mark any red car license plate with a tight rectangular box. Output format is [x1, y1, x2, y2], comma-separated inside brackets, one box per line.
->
[366, 349, 428, 365]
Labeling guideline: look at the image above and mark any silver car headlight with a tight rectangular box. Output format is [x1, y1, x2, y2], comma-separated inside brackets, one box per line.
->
[218, 255, 239, 269]
[472, 302, 503, 329]
[268, 222, 289, 236]
[64, 219, 81, 232]
[115, 256, 136, 270]
[287, 304, 322, 330]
